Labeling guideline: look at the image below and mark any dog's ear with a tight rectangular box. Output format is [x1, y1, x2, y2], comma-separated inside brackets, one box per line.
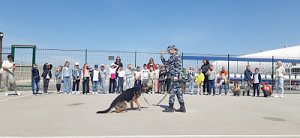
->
[141, 84, 149, 93]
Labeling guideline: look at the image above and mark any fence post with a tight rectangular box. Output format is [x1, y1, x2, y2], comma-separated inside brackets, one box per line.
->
[228, 54, 230, 81]
[85, 49, 87, 64]
[272, 56, 274, 90]
[135, 51, 137, 68]
[32, 46, 36, 65]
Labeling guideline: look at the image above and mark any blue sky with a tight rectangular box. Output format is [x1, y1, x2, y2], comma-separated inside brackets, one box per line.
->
[1, 0, 300, 55]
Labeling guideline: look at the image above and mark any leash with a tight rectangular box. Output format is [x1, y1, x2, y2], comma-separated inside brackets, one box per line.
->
[140, 78, 178, 106]
[155, 80, 174, 105]
[155, 93, 168, 106]
[141, 93, 153, 106]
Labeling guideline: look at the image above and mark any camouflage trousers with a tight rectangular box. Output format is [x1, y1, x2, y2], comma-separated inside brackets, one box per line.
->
[169, 82, 185, 104]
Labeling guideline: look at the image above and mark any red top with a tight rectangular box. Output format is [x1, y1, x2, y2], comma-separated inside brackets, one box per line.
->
[147, 63, 157, 71]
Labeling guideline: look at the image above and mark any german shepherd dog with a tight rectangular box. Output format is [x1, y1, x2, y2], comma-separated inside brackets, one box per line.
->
[96, 84, 148, 114]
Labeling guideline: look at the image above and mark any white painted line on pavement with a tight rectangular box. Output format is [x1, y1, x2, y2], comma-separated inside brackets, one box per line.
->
[0, 94, 32, 102]
[2, 135, 300, 138]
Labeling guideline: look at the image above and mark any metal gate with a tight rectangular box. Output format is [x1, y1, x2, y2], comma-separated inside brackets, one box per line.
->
[11, 45, 36, 89]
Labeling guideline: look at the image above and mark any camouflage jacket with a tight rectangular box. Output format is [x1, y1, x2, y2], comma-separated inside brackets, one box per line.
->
[161, 54, 181, 79]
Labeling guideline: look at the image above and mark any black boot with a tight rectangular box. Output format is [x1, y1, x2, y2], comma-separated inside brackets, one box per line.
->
[163, 103, 175, 112]
[175, 102, 186, 113]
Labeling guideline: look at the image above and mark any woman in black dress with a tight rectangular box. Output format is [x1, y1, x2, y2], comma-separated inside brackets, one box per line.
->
[201, 59, 210, 95]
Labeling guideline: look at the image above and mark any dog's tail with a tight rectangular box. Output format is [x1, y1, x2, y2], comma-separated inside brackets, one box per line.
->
[96, 100, 117, 114]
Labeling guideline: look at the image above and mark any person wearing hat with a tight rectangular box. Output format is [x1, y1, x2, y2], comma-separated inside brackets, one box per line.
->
[41, 63, 53, 94]
[2, 55, 20, 96]
[72, 62, 82, 94]
[160, 45, 186, 113]
[91, 64, 101, 94]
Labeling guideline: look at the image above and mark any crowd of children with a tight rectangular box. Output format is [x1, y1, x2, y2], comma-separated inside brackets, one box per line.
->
[30, 58, 173, 95]
[29, 57, 281, 98]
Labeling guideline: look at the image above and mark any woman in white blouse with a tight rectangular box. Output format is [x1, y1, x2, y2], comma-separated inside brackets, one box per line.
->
[275, 61, 286, 98]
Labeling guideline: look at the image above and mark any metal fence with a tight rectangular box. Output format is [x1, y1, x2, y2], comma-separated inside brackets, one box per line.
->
[1, 47, 300, 93]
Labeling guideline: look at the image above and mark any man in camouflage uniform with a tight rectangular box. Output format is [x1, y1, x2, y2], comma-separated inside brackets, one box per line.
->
[160, 45, 186, 113]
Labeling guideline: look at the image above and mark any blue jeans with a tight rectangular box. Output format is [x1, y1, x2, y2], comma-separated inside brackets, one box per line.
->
[99, 78, 106, 92]
[189, 81, 195, 93]
[253, 83, 260, 96]
[276, 77, 284, 95]
[43, 79, 50, 93]
[219, 83, 228, 95]
[82, 77, 90, 94]
[63, 77, 72, 93]
[109, 78, 116, 93]
[32, 79, 40, 93]
[126, 77, 133, 90]
[118, 77, 124, 93]
[92, 81, 99, 92]
[208, 80, 215, 95]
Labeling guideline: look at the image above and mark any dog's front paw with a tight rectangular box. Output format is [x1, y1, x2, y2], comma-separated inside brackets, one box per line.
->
[137, 108, 141, 111]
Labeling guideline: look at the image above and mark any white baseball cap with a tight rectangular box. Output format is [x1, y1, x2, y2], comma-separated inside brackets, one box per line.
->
[75, 62, 79, 66]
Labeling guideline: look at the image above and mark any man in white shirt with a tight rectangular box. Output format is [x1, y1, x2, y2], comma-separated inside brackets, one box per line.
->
[2, 55, 20, 96]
